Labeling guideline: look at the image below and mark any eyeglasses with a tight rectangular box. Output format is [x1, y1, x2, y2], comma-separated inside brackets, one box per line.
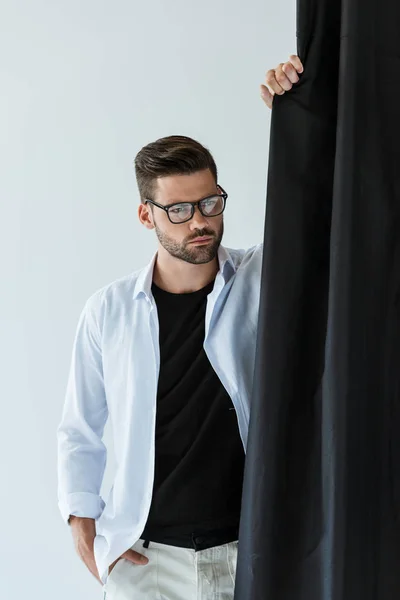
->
[144, 185, 228, 224]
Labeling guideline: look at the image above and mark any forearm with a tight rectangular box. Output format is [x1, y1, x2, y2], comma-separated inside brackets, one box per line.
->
[69, 515, 96, 543]
[69, 515, 96, 527]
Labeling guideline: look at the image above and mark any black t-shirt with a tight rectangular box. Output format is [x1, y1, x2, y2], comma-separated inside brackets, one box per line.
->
[140, 279, 245, 542]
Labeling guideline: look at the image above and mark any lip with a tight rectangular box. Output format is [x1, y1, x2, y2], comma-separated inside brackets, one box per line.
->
[189, 236, 213, 244]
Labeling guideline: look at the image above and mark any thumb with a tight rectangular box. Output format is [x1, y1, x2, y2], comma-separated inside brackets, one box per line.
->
[123, 548, 149, 565]
[260, 84, 274, 109]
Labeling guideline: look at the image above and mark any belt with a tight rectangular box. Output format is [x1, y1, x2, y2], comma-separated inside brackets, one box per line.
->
[141, 524, 239, 552]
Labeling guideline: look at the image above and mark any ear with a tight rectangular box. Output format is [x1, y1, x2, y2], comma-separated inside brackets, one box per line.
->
[138, 203, 155, 230]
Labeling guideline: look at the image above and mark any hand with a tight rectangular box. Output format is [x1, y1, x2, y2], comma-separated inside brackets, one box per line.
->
[69, 516, 149, 585]
[108, 548, 149, 576]
[261, 55, 304, 109]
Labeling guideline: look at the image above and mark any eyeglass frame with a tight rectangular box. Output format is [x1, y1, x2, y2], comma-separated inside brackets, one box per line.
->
[144, 185, 228, 224]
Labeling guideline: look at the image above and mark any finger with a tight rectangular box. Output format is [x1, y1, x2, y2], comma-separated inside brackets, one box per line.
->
[282, 62, 300, 84]
[124, 548, 149, 565]
[260, 84, 274, 109]
[288, 54, 304, 74]
[274, 63, 293, 92]
[265, 68, 284, 96]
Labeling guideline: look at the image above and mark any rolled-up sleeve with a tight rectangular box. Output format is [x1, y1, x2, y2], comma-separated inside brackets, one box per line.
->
[57, 294, 108, 525]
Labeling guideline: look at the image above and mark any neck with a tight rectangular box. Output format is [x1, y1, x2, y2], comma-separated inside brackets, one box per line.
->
[152, 247, 219, 294]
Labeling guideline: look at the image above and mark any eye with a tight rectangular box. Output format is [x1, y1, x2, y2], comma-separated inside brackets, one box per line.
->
[201, 196, 223, 215]
[170, 204, 189, 215]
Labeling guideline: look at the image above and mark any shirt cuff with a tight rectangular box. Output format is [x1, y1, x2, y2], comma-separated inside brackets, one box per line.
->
[59, 492, 106, 525]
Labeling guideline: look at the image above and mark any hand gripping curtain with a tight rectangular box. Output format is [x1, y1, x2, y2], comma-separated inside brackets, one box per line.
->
[234, 0, 400, 598]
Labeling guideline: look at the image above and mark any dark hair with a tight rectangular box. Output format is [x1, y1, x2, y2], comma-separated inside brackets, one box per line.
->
[134, 135, 218, 203]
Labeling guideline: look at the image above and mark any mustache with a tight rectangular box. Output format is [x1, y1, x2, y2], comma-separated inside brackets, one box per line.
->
[186, 229, 216, 242]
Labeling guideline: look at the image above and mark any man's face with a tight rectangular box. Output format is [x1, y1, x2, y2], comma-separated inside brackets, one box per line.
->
[139, 169, 224, 265]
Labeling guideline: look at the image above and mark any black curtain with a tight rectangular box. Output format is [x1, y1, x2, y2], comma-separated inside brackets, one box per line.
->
[234, 0, 400, 598]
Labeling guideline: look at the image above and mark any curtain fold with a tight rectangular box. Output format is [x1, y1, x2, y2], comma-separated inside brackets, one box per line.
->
[234, 0, 400, 598]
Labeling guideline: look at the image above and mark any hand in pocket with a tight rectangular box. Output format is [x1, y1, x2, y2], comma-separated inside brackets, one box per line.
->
[108, 548, 149, 576]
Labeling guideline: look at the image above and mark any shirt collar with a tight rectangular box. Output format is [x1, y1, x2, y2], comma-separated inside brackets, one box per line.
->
[132, 245, 236, 300]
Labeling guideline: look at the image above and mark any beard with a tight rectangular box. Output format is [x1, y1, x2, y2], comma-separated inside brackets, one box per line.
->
[155, 221, 224, 265]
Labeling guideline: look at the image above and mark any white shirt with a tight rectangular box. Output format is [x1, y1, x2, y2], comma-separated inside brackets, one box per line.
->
[57, 243, 262, 585]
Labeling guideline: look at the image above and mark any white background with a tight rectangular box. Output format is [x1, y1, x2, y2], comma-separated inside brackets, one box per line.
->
[0, 0, 295, 597]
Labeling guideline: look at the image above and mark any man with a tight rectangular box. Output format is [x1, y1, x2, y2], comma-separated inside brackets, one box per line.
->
[57, 54, 304, 599]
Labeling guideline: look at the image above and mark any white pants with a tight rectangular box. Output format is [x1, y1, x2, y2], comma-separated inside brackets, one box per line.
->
[103, 538, 238, 600]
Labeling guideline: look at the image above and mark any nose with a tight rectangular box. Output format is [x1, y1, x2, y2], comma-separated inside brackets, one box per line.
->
[189, 205, 209, 230]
